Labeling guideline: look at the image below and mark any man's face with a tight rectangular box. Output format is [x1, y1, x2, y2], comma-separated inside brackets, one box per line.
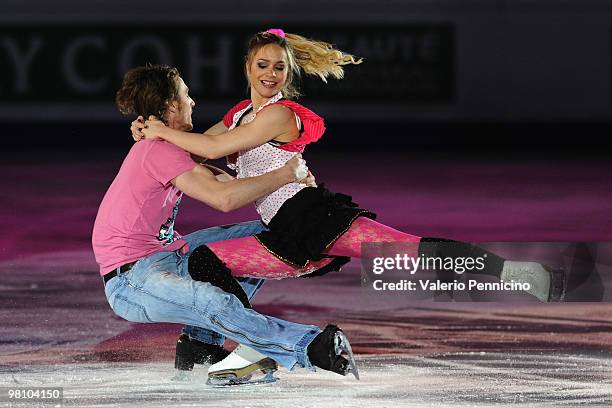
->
[166, 76, 195, 131]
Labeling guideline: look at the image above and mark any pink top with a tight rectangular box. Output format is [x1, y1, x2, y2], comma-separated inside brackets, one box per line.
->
[223, 93, 326, 224]
[222, 94, 326, 153]
[92, 140, 196, 275]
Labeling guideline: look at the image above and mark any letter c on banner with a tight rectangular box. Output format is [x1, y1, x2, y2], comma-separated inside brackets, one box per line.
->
[62, 36, 108, 93]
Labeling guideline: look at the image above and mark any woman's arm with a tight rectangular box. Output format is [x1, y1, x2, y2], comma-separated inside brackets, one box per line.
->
[130, 118, 227, 141]
[142, 105, 298, 159]
[204, 120, 229, 136]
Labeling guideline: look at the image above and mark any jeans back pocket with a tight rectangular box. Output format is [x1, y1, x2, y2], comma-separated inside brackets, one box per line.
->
[112, 294, 153, 323]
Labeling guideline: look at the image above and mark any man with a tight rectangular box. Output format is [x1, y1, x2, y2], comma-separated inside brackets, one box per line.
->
[92, 65, 358, 383]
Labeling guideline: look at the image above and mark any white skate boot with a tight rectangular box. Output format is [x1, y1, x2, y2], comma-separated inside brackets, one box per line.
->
[500, 261, 565, 302]
[207, 344, 278, 386]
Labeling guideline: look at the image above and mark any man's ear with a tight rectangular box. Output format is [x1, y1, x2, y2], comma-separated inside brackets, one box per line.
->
[166, 100, 179, 113]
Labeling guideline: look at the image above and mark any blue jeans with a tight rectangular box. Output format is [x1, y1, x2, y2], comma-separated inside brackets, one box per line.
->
[180, 221, 268, 346]
[103, 221, 321, 369]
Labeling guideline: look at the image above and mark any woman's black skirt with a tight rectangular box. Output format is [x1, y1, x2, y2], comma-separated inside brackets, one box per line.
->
[255, 185, 376, 272]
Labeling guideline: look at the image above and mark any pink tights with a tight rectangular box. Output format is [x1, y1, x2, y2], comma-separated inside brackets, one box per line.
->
[206, 217, 421, 279]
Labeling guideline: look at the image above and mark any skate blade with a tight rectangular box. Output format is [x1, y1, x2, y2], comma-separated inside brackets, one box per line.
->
[207, 358, 278, 387]
[335, 332, 360, 380]
[206, 370, 278, 387]
[208, 357, 277, 379]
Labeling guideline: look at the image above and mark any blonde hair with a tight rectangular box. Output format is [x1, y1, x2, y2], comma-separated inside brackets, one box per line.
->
[245, 31, 362, 99]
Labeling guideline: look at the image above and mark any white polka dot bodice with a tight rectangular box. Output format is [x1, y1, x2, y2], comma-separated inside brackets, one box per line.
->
[228, 93, 306, 225]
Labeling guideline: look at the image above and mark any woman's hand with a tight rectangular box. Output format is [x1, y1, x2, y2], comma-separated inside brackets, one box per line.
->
[304, 170, 317, 187]
[130, 116, 145, 142]
[142, 116, 168, 140]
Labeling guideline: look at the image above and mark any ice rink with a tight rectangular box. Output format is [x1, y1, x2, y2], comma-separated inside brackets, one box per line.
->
[2, 153, 612, 406]
[3, 353, 612, 407]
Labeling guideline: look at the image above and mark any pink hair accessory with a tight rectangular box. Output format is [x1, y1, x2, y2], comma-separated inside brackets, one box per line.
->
[266, 28, 286, 38]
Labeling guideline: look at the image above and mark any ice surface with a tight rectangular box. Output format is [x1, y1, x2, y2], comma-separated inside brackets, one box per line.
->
[3, 249, 612, 406]
[3, 155, 612, 406]
[2, 353, 612, 407]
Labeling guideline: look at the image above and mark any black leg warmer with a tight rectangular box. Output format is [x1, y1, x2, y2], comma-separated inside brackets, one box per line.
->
[418, 237, 506, 277]
[188, 245, 252, 309]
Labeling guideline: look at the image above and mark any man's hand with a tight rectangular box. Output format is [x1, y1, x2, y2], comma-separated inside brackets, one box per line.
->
[142, 116, 167, 140]
[282, 154, 309, 182]
[130, 116, 145, 142]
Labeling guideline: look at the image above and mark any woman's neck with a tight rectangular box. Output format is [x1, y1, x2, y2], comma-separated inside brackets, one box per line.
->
[250, 91, 280, 112]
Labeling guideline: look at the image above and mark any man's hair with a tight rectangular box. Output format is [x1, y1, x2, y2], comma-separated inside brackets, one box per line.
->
[115, 64, 180, 120]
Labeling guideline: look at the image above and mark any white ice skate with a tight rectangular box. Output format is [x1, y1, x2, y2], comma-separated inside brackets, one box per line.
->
[207, 344, 278, 386]
[500, 261, 565, 302]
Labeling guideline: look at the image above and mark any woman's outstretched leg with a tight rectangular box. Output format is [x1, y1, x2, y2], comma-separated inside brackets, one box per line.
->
[206, 217, 563, 300]
[207, 236, 333, 279]
[324, 217, 420, 258]
[206, 217, 421, 279]
[323, 217, 563, 302]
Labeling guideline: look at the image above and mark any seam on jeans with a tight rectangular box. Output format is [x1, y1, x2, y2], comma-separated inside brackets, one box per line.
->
[122, 269, 206, 313]
[131, 283, 200, 312]
[208, 314, 294, 352]
[295, 327, 320, 352]
[105, 277, 122, 298]
[294, 329, 320, 369]
[114, 294, 154, 323]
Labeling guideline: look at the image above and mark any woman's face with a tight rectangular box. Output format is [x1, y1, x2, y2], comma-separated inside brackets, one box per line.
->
[247, 43, 288, 99]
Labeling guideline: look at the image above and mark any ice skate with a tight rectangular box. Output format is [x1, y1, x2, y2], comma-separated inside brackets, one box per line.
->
[500, 261, 566, 302]
[174, 333, 231, 371]
[308, 324, 360, 380]
[207, 344, 278, 386]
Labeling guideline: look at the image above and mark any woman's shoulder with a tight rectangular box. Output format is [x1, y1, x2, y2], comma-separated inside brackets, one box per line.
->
[257, 103, 295, 122]
[273, 99, 320, 119]
[268, 99, 327, 152]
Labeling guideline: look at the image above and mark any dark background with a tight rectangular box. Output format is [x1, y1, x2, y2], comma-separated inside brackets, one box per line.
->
[2, 0, 611, 158]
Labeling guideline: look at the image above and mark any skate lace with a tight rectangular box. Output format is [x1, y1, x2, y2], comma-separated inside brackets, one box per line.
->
[233, 344, 247, 354]
[504, 267, 534, 283]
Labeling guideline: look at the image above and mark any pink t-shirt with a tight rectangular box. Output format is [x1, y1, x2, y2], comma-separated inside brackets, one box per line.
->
[92, 140, 197, 275]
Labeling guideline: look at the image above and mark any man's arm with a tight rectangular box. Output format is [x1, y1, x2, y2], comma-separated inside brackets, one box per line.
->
[201, 163, 234, 182]
[173, 155, 306, 213]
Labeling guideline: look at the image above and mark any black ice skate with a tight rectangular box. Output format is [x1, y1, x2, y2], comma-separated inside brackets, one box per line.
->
[308, 324, 360, 380]
[174, 333, 231, 371]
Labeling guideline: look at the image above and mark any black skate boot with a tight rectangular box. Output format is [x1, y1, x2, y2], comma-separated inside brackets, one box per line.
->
[307, 325, 359, 380]
[175, 334, 231, 371]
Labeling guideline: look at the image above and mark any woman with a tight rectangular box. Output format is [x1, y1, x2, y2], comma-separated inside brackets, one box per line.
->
[133, 28, 564, 303]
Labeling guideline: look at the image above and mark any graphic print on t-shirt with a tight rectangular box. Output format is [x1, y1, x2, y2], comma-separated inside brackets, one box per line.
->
[157, 194, 182, 245]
